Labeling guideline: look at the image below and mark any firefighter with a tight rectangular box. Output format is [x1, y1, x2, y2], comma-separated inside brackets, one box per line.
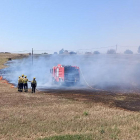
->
[18, 76, 23, 92]
[31, 77, 37, 93]
[20, 74, 24, 92]
[23, 75, 28, 92]
[18, 76, 21, 91]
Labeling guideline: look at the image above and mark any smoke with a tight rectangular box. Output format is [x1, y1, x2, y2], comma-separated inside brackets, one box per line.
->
[1, 54, 140, 90]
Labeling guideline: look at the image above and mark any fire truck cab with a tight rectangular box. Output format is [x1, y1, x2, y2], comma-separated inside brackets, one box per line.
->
[50, 64, 80, 85]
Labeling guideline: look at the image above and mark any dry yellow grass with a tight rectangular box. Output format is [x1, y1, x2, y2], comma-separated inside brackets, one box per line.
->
[0, 53, 140, 140]
[1, 88, 140, 140]
[0, 53, 29, 69]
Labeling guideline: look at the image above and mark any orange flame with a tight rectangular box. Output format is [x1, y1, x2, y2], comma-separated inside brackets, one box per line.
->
[0, 76, 15, 88]
[0, 76, 3, 80]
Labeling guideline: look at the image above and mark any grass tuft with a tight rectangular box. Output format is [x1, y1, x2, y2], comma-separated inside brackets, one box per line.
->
[100, 126, 105, 134]
[83, 111, 89, 116]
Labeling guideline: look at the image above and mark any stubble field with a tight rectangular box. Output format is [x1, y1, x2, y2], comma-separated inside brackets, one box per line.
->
[0, 53, 140, 140]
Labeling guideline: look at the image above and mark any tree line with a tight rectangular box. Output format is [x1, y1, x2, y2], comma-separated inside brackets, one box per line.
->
[56, 46, 140, 55]
[107, 46, 140, 54]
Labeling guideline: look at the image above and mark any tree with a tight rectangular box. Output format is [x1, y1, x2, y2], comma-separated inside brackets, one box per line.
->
[54, 52, 58, 54]
[85, 52, 92, 55]
[63, 50, 69, 54]
[69, 51, 77, 54]
[138, 46, 140, 53]
[43, 52, 48, 54]
[107, 49, 116, 54]
[93, 51, 100, 54]
[124, 49, 133, 54]
[59, 49, 64, 54]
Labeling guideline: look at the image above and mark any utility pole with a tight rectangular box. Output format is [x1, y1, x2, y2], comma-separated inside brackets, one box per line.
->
[32, 48, 33, 65]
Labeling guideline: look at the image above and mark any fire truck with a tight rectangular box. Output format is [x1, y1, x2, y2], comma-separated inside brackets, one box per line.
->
[50, 64, 80, 86]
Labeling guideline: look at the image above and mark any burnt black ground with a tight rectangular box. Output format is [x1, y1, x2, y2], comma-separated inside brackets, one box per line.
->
[38, 86, 140, 112]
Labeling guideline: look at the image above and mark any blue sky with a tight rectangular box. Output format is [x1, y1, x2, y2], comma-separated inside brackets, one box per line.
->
[0, 0, 140, 53]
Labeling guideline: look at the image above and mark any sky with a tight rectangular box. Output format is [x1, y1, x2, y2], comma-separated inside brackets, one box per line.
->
[0, 0, 140, 54]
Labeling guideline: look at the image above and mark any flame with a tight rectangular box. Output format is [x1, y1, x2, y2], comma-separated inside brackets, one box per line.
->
[0, 77, 15, 88]
[10, 85, 14, 88]
[0, 76, 3, 80]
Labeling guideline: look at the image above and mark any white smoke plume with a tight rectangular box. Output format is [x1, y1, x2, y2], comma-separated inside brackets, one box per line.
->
[1, 54, 140, 90]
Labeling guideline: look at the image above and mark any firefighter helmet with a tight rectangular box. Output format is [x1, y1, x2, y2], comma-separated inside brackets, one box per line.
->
[25, 76, 27, 78]
[22, 74, 24, 77]
[19, 76, 20, 78]
[33, 77, 36, 79]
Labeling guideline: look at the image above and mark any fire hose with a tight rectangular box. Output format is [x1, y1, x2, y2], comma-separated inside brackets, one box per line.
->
[80, 69, 105, 91]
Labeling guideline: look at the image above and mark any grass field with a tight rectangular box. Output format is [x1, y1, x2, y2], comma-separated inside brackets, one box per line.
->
[0, 53, 29, 69]
[0, 53, 140, 140]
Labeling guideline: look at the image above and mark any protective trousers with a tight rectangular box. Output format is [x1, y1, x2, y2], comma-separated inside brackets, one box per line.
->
[32, 84, 36, 93]
[24, 83, 28, 92]
[18, 83, 23, 92]
[21, 83, 23, 91]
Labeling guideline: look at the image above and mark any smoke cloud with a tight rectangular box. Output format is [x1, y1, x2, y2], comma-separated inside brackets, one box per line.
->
[1, 54, 140, 91]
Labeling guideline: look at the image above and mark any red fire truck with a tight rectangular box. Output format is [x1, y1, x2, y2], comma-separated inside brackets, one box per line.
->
[50, 64, 80, 85]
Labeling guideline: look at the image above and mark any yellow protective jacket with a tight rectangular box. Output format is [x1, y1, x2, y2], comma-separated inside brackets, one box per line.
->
[31, 80, 37, 87]
[18, 77, 23, 83]
[22, 76, 25, 83]
[23, 78, 28, 84]
[18, 78, 20, 84]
